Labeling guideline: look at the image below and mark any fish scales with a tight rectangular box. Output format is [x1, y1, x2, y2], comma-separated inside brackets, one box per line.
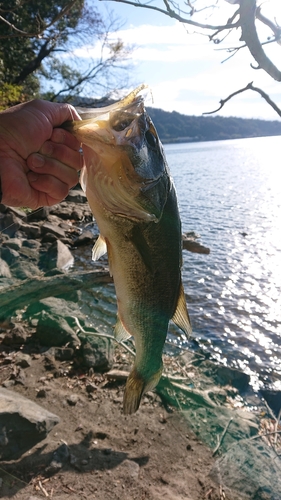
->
[63, 86, 192, 414]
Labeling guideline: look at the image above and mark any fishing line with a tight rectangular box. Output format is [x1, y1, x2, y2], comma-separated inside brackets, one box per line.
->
[67, 103, 77, 121]
[0, 206, 45, 236]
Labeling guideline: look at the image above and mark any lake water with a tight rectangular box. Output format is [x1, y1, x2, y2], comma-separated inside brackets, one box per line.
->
[77, 135, 281, 391]
[165, 136, 281, 389]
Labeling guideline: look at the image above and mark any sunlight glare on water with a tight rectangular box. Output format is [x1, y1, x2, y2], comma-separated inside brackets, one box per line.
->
[165, 135, 281, 388]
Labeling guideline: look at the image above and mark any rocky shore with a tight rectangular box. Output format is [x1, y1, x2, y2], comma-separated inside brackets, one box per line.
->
[0, 189, 281, 500]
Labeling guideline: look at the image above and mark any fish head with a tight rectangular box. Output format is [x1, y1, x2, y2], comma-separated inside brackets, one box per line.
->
[63, 86, 170, 222]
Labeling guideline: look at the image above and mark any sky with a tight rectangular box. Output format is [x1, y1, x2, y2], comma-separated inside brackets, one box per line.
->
[81, 0, 281, 120]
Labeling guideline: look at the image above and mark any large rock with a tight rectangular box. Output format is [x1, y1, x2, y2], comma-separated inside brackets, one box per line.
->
[211, 440, 281, 500]
[3, 324, 28, 345]
[74, 230, 96, 247]
[0, 246, 20, 266]
[24, 297, 85, 324]
[35, 310, 80, 348]
[80, 334, 113, 371]
[65, 189, 87, 204]
[206, 363, 250, 391]
[49, 204, 74, 220]
[18, 222, 41, 239]
[10, 260, 41, 280]
[2, 238, 22, 251]
[0, 387, 59, 460]
[6, 207, 27, 220]
[0, 213, 21, 237]
[26, 207, 50, 222]
[22, 239, 41, 250]
[260, 388, 281, 417]
[41, 222, 66, 239]
[44, 240, 74, 271]
[0, 258, 11, 278]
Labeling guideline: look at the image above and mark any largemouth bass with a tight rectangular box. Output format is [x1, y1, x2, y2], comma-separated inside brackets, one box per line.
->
[64, 86, 192, 414]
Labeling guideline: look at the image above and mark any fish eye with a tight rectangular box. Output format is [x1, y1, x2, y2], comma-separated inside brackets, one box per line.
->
[145, 130, 157, 148]
[111, 112, 134, 132]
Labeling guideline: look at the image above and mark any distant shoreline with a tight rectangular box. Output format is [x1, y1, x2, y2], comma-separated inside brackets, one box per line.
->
[160, 133, 281, 145]
[147, 106, 281, 144]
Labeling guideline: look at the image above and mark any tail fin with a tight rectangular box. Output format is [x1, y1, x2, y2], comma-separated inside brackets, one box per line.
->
[123, 369, 145, 415]
[123, 366, 163, 415]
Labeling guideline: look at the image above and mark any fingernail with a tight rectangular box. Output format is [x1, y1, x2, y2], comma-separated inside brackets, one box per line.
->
[31, 154, 45, 168]
[29, 172, 38, 182]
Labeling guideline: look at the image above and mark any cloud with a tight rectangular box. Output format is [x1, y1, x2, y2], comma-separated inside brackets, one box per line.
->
[67, 6, 281, 121]
[148, 59, 281, 120]
[115, 23, 193, 46]
[132, 45, 210, 62]
[72, 23, 223, 63]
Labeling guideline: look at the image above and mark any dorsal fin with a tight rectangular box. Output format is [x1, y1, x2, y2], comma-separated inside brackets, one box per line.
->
[172, 282, 192, 338]
[92, 235, 107, 261]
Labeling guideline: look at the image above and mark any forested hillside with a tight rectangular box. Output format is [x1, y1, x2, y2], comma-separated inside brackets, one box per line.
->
[147, 107, 281, 143]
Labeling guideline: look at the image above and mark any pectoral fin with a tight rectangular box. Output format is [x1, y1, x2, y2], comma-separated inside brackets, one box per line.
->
[80, 165, 87, 192]
[129, 226, 153, 272]
[92, 235, 107, 261]
[172, 283, 192, 337]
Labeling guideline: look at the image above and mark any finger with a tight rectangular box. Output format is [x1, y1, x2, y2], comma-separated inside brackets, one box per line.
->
[32, 101, 81, 129]
[0, 158, 36, 208]
[40, 140, 82, 170]
[29, 158, 79, 188]
[50, 127, 81, 150]
[27, 171, 70, 205]
[27, 146, 83, 175]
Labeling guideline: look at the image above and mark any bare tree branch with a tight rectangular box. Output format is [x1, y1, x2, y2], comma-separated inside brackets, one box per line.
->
[13, 40, 55, 85]
[107, 0, 281, 90]
[102, 0, 239, 31]
[49, 60, 108, 101]
[239, 0, 281, 82]
[218, 36, 279, 65]
[255, 5, 281, 43]
[0, 0, 80, 39]
[203, 81, 281, 118]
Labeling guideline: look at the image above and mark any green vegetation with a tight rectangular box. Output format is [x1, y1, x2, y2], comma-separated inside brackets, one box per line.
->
[148, 107, 281, 143]
[0, 1, 130, 105]
[0, 83, 24, 110]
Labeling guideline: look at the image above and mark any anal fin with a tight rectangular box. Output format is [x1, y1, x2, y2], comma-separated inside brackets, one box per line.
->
[172, 282, 192, 338]
[114, 315, 132, 342]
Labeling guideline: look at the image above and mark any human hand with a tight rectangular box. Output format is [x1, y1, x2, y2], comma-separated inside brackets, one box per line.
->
[0, 99, 82, 209]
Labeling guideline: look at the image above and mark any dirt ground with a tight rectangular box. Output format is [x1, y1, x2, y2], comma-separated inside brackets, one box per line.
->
[0, 327, 229, 500]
